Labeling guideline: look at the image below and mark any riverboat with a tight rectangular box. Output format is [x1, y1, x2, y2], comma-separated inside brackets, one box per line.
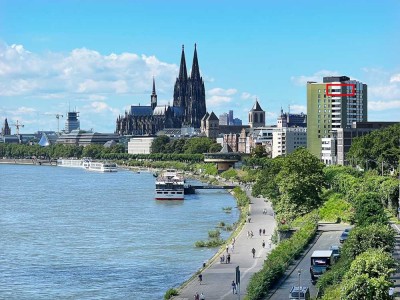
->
[155, 169, 184, 200]
[85, 161, 118, 172]
[57, 159, 84, 168]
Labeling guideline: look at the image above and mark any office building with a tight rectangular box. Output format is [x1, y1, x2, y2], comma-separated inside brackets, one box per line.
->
[307, 76, 367, 159]
[65, 111, 80, 133]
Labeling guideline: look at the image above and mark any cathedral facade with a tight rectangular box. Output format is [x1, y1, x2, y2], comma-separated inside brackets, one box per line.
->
[115, 44, 207, 135]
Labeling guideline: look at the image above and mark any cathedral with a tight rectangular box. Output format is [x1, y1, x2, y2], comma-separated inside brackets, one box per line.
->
[115, 44, 207, 135]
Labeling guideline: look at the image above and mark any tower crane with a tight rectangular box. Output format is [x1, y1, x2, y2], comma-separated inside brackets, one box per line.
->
[11, 120, 24, 135]
[54, 114, 64, 135]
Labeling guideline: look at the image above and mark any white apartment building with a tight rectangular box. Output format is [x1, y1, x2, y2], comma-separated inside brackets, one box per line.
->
[272, 127, 307, 158]
[128, 137, 155, 154]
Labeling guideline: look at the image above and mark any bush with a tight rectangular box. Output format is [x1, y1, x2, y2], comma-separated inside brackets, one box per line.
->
[233, 187, 250, 207]
[246, 212, 318, 300]
[195, 238, 225, 248]
[319, 193, 353, 223]
[208, 230, 221, 238]
[164, 288, 178, 299]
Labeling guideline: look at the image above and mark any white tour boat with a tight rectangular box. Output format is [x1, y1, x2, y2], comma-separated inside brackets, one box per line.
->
[85, 161, 118, 172]
[155, 169, 184, 200]
[57, 159, 84, 168]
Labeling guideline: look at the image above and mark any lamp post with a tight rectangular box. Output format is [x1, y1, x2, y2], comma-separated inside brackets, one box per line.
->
[297, 269, 302, 300]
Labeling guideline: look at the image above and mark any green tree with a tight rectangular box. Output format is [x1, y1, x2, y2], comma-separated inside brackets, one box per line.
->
[184, 137, 214, 154]
[275, 148, 325, 219]
[82, 144, 103, 159]
[251, 144, 266, 158]
[341, 274, 393, 300]
[342, 224, 395, 259]
[353, 192, 388, 226]
[209, 142, 222, 153]
[150, 135, 170, 153]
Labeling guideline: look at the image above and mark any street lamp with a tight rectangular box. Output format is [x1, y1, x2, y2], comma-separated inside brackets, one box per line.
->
[297, 269, 302, 300]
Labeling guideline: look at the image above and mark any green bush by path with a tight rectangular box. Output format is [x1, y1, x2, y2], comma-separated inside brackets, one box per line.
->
[232, 187, 250, 207]
[319, 192, 353, 223]
[164, 288, 178, 299]
[246, 212, 318, 300]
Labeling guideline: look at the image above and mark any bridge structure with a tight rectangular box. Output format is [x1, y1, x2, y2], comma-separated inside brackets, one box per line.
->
[184, 184, 236, 194]
[203, 144, 243, 172]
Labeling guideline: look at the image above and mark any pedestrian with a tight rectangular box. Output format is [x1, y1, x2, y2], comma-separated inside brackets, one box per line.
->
[269, 241, 272, 248]
[262, 240, 265, 248]
[248, 217, 251, 223]
[259, 228, 262, 236]
[198, 273, 203, 285]
[232, 237, 236, 245]
[252, 248, 256, 258]
[200, 292, 205, 300]
[250, 231, 254, 238]
[222, 254, 225, 263]
[263, 229, 265, 235]
[227, 253, 231, 263]
[226, 245, 229, 253]
[194, 292, 200, 300]
[230, 243, 234, 253]
[246, 231, 249, 238]
[231, 280, 237, 294]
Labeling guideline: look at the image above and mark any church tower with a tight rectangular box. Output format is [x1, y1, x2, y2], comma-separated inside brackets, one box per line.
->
[185, 44, 206, 128]
[173, 45, 188, 109]
[151, 77, 157, 110]
[248, 99, 265, 128]
[1, 118, 11, 135]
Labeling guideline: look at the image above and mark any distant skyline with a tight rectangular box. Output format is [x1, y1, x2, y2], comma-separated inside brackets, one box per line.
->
[0, 0, 399, 133]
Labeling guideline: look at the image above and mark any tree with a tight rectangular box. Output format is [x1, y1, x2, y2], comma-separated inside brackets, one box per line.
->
[150, 135, 170, 153]
[209, 143, 222, 153]
[342, 224, 395, 259]
[184, 137, 214, 154]
[275, 148, 325, 218]
[251, 145, 266, 158]
[341, 274, 392, 300]
[353, 192, 388, 226]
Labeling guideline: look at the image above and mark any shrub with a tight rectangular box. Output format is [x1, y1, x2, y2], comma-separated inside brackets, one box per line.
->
[164, 288, 178, 299]
[233, 187, 250, 207]
[319, 193, 353, 223]
[195, 238, 225, 248]
[208, 230, 221, 238]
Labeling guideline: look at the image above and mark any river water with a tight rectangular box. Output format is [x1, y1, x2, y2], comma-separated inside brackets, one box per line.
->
[0, 164, 239, 299]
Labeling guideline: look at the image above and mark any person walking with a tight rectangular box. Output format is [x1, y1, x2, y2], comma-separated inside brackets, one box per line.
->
[200, 292, 205, 300]
[262, 240, 265, 248]
[194, 292, 200, 300]
[262, 229, 265, 235]
[252, 247, 256, 258]
[231, 280, 237, 294]
[198, 273, 203, 285]
[259, 228, 262, 236]
[227, 253, 231, 263]
[226, 245, 229, 254]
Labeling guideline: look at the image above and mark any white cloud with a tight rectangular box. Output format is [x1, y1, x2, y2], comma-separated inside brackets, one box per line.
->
[0, 42, 178, 98]
[290, 70, 341, 86]
[207, 95, 232, 106]
[84, 101, 120, 116]
[289, 104, 307, 114]
[368, 100, 400, 111]
[241, 92, 257, 100]
[208, 88, 237, 96]
[390, 74, 400, 83]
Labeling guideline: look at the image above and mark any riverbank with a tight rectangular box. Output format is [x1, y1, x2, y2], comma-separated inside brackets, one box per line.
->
[0, 158, 56, 166]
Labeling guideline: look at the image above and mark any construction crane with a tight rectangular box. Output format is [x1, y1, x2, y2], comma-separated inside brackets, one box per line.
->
[11, 120, 24, 135]
[54, 114, 64, 134]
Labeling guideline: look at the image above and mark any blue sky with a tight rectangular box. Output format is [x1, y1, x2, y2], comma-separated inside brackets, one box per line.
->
[0, 0, 399, 133]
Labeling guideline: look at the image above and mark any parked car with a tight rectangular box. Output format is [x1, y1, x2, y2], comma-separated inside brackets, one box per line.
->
[289, 286, 310, 300]
[330, 245, 341, 260]
[339, 231, 349, 243]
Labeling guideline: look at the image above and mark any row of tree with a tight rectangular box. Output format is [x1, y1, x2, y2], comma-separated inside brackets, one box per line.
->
[319, 166, 397, 300]
[150, 136, 222, 154]
[347, 124, 400, 173]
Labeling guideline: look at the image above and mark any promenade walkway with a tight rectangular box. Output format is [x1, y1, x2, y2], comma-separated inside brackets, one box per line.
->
[173, 186, 276, 300]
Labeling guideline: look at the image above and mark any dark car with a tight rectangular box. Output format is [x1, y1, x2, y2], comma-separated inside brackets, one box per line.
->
[330, 245, 341, 260]
[339, 231, 349, 243]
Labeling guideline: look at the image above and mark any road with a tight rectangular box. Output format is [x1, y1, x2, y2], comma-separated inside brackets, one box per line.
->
[269, 223, 350, 300]
[390, 223, 400, 299]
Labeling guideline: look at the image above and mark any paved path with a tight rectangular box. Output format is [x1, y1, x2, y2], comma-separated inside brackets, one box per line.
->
[173, 187, 276, 300]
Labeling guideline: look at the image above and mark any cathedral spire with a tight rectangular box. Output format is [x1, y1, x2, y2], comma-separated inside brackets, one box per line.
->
[191, 43, 201, 80]
[178, 45, 187, 81]
[151, 77, 157, 110]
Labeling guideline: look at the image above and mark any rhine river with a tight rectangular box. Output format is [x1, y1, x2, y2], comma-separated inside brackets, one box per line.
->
[0, 164, 239, 299]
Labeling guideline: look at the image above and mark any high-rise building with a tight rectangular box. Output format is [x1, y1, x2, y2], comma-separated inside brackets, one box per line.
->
[219, 113, 229, 125]
[65, 111, 80, 133]
[228, 110, 234, 125]
[307, 76, 367, 159]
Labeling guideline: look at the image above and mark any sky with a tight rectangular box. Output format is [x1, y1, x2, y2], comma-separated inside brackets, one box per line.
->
[0, 0, 399, 133]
